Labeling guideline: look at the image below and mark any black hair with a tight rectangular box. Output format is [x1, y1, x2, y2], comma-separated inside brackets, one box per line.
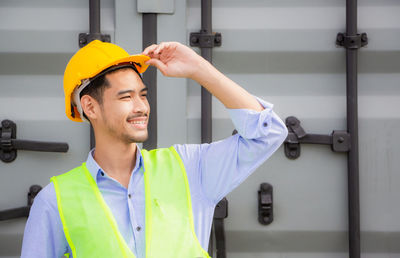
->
[79, 64, 143, 121]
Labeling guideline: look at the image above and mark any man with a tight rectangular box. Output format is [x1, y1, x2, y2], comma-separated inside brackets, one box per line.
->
[21, 40, 288, 257]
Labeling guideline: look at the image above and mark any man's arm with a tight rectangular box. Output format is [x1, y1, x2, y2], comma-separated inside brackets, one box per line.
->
[175, 97, 287, 203]
[142, 41, 263, 112]
[190, 57, 263, 112]
[21, 182, 70, 257]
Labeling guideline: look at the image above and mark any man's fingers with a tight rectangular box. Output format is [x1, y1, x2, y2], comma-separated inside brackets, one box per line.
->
[142, 42, 170, 58]
[154, 42, 172, 55]
[142, 44, 158, 56]
[145, 58, 168, 75]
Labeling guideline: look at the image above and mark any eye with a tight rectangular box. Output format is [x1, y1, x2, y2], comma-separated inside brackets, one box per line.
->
[120, 95, 131, 99]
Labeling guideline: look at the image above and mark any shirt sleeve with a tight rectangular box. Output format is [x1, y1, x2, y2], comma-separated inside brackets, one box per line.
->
[174, 96, 288, 204]
[21, 182, 70, 258]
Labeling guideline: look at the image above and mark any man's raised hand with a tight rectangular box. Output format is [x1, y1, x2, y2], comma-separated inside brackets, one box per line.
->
[142, 42, 205, 79]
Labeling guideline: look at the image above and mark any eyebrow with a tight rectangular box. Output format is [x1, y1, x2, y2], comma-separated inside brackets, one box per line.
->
[117, 87, 148, 96]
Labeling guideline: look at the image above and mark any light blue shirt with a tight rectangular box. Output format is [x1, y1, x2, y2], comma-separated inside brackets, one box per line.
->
[21, 97, 288, 258]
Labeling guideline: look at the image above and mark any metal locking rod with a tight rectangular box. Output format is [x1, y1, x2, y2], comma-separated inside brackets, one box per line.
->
[284, 116, 350, 159]
[0, 119, 69, 163]
[0, 185, 42, 221]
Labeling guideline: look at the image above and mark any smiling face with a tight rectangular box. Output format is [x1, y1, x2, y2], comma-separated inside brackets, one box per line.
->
[83, 68, 150, 144]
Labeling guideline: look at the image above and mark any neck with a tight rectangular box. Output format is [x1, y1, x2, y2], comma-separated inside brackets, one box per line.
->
[93, 134, 138, 186]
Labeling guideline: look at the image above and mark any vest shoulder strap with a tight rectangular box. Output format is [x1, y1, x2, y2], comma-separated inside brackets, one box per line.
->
[51, 164, 135, 258]
[142, 147, 210, 258]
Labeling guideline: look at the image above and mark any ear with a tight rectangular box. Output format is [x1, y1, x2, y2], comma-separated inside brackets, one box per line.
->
[80, 95, 100, 122]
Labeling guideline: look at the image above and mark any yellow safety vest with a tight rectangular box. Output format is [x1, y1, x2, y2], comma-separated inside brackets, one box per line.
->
[50, 146, 210, 258]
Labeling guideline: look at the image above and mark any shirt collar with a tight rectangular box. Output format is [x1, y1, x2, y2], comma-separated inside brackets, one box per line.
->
[85, 145, 144, 183]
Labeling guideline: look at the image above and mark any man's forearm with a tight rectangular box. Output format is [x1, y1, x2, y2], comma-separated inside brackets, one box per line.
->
[190, 58, 264, 112]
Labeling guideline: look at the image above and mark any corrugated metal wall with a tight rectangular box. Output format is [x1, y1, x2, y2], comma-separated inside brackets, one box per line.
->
[0, 1, 98, 256]
[188, 0, 400, 257]
[0, 0, 399, 257]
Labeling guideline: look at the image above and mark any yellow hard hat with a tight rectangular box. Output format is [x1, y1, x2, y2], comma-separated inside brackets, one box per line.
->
[63, 40, 151, 122]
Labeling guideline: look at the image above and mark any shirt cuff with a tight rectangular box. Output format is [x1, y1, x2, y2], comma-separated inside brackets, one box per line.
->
[227, 96, 274, 139]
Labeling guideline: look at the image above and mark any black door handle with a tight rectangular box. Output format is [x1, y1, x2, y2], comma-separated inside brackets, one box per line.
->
[258, 183, 273, 225]
[0, 185, 42, 221]
[11, 139, 69, 152]
[0, 119, 69, 162]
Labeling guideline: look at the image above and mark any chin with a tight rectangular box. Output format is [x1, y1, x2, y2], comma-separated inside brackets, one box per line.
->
[126, 132, 148, 143]
[135, 135, 148, 143]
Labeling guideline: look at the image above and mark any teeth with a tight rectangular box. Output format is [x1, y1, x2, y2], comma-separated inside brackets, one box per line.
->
[130, 121, 145, 124]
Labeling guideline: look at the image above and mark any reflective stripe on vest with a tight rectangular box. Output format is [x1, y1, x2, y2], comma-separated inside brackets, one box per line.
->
[50, 146, 210, 258]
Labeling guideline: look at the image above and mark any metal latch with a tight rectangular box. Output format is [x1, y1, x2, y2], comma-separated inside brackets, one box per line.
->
[284, 116, 350, 159]
[79, 33, 111, 48]
[336, 32, 368, 49]
[0, 119, 69, 163]
[258, 183, 273, 225]
[0, 185, 42, 221]
[190, 31, 222, 48]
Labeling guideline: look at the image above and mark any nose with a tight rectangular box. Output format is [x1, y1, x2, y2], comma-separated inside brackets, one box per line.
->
[133, 95, 149, 114]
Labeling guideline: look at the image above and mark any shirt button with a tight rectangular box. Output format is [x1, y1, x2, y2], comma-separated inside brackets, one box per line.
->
[100, 171, 105, 176]
[263, 122, 268, 127]
[136, 226, 141, 231]
[128, 194, 132, 199]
